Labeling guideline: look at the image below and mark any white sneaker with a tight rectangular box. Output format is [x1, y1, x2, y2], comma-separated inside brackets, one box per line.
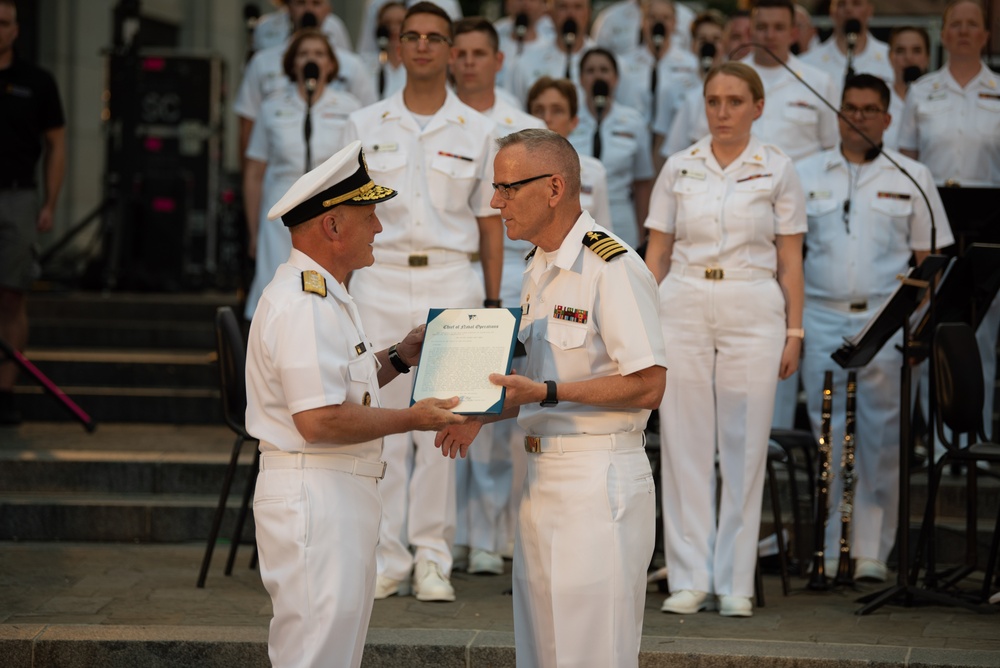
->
[468, 549, 504, 575]
[413, 560, 456, 602]
[374, 575, 410, 599]
[718, 595, 753, 617]
[661, 590, 715, 614]
[854, 557, 888, 582]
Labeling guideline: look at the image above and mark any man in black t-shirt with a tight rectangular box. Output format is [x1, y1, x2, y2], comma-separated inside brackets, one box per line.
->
[0, 0, 66, 424]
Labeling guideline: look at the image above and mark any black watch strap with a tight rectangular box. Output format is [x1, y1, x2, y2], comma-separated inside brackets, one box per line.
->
[388, 344, 411, 374]
[540, 380, 558, 407]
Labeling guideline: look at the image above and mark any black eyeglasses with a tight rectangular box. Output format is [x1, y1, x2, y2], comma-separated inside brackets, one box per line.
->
[400, 31, 452, 46]
[840, 104, 886, 119]
[491, 174, 554, 200]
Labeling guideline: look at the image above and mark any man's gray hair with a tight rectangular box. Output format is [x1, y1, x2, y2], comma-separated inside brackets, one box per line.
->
[496, 129, 581, 197]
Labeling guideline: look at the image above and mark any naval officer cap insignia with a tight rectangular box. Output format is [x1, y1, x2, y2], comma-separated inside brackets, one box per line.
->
[583, 230, 628, 261]
[268, 140, 398, 228]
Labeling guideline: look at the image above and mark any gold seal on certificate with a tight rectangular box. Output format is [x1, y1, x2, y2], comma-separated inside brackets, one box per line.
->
[410, 308, 523, 415]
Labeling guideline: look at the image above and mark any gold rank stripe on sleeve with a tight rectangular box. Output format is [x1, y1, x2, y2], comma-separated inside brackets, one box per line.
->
[582, 231, 629, 261]
[301, 270, 328, 297]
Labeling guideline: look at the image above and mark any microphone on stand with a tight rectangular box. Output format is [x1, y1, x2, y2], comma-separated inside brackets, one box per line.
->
[592, 79, 609, 160]
[699, 42, 717, 75]
[299, 11, 318, 30]
[561, 18, 578, 79]
[514, 12, 529, 55]
[844, 18, 861, 80]
[303, 61, 320, 173]
[903, 65, 924, 86]
[376, 24, 390, 98]
[650, 22, 667, 120]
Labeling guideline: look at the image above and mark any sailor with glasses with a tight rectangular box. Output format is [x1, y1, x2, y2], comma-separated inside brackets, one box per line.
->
[343, 2, 502, 604]
[436, 128, 666, 668]
[796, 74, 952, 583]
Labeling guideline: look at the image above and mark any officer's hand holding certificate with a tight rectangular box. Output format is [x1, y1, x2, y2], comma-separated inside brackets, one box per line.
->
[410, 308, 522, 415]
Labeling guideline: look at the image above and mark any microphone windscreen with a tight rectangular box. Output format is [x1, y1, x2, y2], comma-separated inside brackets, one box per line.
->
[700, 42, 716, 59]
[244, 3, 260, 20]
[844, 18, 861, 36]
[562, 18, 578, 40]
[376, 24, 390, 48]
[592, 79, 610, 99]
[300, 11, 318, 29]
[652, 22, 667, 44]
[903, 65, 923, 84]
[515, 12, 529, 35]
[303, 61, 320, 82]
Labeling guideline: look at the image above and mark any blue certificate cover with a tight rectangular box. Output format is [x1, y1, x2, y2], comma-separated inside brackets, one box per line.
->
[409, 307, 523, 415]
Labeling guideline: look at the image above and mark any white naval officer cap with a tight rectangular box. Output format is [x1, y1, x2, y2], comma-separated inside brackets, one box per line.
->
[268, 140, 398, 227]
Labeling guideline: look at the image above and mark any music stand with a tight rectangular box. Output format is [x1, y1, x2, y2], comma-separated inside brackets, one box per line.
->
[937, 188, 1000, 251]
[827, 255, 958, 614]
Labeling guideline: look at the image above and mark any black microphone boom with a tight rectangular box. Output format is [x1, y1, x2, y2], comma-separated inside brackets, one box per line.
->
[651, 22, 667, 52]
[300, 11, 318, 29]
[243, 3, 260, 28]
[844, 18, 861, 49]
[699, 42, 716, 74]
[303, 61, 320, 94]
[561, 18, 578, 48]
[903, 65, 924, 85]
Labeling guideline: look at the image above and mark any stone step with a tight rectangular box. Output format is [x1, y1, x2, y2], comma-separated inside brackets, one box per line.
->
[27, 291, 240, 323]
[0, 492, 257, 543]
[12, 385, 221, 424]
[28, 317, 217, 350]
[19, 348, 218, 388]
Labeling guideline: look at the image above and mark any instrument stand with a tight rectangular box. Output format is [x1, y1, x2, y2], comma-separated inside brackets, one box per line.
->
[0, 337, 96, 432]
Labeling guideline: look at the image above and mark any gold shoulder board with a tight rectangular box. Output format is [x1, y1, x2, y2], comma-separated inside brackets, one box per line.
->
[582, 231, 628, 261]
[301, 270, 327, 297]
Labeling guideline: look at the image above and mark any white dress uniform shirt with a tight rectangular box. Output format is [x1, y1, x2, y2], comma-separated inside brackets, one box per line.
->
[496, 13, 556, 92]
[243, 86, 361, 320]
[246, 249, 383, 668]
[569, 102, 655, 248]
[235, 42, 376, 123]
[801, 33, 894, 101]
[618, 44, 700, 130]
[661, 56, 837, 161]
[897, 63, 1000, 187]
[343, 89, 496, 583]
[796, 147, 953, 564]
[512, 211, 665, 667]
[645, 134, 806, 599]
[591, 0, 694, 55]
[252, 10, 354, 54]
[357, 0, 463, 59]
[487, 95, 547, 138]
[883, 87, 905, 151]
[649, 135, 806, 270]
[507, 36, 597, 103]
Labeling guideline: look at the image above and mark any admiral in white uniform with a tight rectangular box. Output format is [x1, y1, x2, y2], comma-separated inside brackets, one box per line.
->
[437, 128, 666, 668]
[246, 141, 464, 668]
[645, 63, 806, 618]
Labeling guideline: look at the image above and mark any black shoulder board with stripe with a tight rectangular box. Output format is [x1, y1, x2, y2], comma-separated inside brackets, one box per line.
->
[582, 230, 628, 261]
[524, 246, 538, 261]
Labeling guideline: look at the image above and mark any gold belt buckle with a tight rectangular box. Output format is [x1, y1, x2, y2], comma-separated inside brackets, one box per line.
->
[524, 436, 541, 453]
[705, 267, 724, 280]
[849, 301, 868, 312]
[408, 254, 429, 267]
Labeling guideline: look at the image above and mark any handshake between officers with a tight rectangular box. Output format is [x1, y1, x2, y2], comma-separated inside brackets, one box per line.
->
[244, 140, 466, 668]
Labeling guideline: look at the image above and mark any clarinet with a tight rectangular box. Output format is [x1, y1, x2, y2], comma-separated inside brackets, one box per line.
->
[808, 370, 835, 590]
[834, 371, 858, 586]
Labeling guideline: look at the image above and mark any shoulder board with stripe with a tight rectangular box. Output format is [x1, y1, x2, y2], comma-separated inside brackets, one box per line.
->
[524, 246, 538, 261]
[582, 231, 628, 261]
[301, 270, 328, 297]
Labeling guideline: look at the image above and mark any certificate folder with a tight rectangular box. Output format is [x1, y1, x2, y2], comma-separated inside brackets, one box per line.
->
[410, 307, 523, 415]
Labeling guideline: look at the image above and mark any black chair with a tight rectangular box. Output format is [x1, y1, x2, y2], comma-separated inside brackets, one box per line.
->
[915, 322, 1000, 602]
[769, 428, 819, 573]
[197, 306, 259, 588]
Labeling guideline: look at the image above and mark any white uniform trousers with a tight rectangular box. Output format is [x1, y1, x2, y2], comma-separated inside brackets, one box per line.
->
[351, 261, 483, 580]
[514, 443, 654, 668]
[801, 300, 901, 563]
[253, 462, 380, 668]
[658, 274, 785, 597]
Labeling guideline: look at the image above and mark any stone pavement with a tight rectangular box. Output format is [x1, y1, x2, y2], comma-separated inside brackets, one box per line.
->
[1, 541, 999, 667]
